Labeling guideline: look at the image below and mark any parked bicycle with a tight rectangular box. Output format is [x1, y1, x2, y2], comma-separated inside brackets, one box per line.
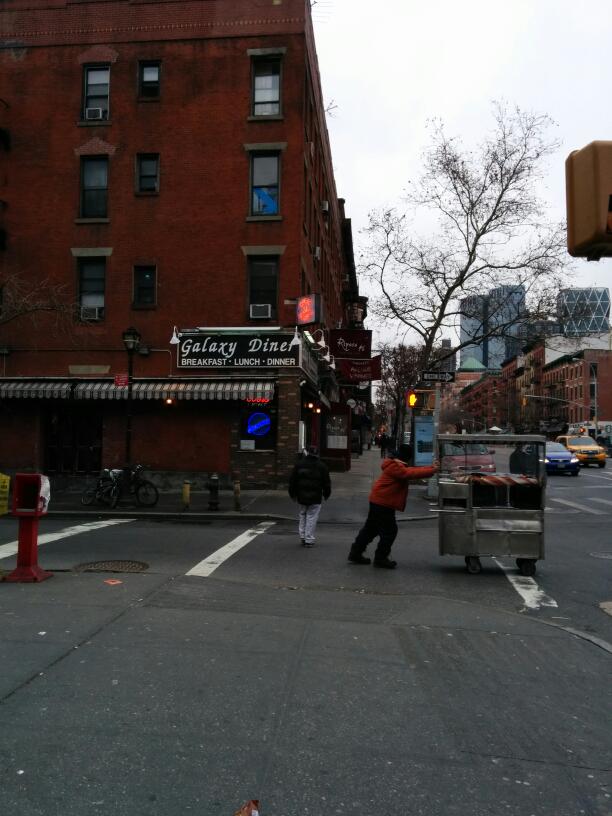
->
[81, 468, 122, 508]
[124, 464, 159, 507]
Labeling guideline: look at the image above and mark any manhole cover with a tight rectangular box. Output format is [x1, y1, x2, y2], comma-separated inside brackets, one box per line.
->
[74, 560, 149, 573]
[590, 552, 612, 560]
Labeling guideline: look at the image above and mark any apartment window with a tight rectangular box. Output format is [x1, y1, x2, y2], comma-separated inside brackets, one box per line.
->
[252, 59, 281, 116]
[250, 153, 279, 215]
[248, 257, 278, 319]
[133, 265, 157, 307]
[136, 154, 159, 193]
[78, 258, 105, 320]
[139, 61, 161, 98]
[83, 66, 110, 120]
[80, 157, 108, 218]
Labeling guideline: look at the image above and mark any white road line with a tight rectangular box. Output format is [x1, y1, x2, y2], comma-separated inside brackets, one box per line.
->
[186, 521, 275, 577]
[0, 518, 135, 561]
[493, 558, 558, 610]
[550, 497, 606, 515]
[589, 497, 612, 508]
[583, 472, 612, 481]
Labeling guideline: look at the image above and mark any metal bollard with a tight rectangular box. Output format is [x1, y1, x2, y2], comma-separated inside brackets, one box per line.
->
[207, 472, 220, 511]
[233, 477, 241, 511]
[182, 479, 191, 511]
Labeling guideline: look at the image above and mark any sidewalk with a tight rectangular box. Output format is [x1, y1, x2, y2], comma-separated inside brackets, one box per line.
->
[46, 449, 437, 523]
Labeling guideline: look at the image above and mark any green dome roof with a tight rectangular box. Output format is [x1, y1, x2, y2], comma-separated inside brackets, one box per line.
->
[458, 356, 486, 371]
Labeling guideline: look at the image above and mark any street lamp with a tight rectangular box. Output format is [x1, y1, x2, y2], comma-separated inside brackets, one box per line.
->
[122, 326, 141, 473]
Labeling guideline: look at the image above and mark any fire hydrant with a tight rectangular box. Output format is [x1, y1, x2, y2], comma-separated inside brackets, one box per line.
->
[207, 472, 220, 511]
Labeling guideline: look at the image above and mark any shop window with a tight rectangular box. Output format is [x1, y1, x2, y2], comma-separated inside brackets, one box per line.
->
[252, 58, 281, 116]
[248, 256, 278, 320]
[83, 65, 110, 120]
[80, 157, 108, 218]
[139, 61, 161, 98]
[78, 257, 105, 320]
[240, 400, 277, 451]
[133, 265, 156, 307]
[250, 153, 280, 215]
[136, 153, 160, 193]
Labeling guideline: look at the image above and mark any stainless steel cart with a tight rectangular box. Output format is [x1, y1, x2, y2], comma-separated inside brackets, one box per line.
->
[437, 434, 546, 575]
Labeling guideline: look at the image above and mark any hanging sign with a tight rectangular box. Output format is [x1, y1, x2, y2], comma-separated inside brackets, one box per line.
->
[329, 329, 372, 359]
[114, 374, 129, 387]
[296, 294, 322, 325]
[336, 355, 382, 383]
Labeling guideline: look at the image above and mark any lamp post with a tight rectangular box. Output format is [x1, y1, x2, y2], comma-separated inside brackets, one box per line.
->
[122, 326, 141, 474]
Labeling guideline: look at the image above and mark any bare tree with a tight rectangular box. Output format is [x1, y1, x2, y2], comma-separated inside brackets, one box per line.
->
[0, 270, 75, 329]
[362, 103, 569, 368]
[376, 343, 423, 443]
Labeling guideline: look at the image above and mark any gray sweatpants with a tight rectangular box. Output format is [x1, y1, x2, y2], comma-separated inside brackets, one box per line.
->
[298, 503, 322, 544]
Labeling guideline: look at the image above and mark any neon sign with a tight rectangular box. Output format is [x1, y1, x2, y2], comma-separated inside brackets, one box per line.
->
[245, 397, 271, 404]
[247, 412, 272, 437]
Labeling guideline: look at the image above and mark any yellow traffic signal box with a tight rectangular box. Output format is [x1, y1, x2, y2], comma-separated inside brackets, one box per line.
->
[566, 140, 612, 260]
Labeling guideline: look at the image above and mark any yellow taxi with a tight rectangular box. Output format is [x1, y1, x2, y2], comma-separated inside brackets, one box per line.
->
[555, 434, 607, 468]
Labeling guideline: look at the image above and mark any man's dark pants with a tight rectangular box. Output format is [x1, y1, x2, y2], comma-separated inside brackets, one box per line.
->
[351, 502, 398, 560]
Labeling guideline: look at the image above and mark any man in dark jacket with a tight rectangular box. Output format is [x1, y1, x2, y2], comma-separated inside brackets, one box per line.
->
[348, 446, 437, 568]
[288, 445, 331, 547]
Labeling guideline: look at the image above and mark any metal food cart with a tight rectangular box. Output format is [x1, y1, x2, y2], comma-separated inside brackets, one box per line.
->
[437, 434, 546, 575]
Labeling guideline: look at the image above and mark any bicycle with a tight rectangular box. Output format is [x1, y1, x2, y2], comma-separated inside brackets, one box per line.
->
[123, 464, 159, 507]
[81, 468, 122, 508]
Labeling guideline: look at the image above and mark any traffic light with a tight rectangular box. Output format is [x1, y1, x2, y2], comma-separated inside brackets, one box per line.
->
[566, 141, 612, 260]
[407, 390, 418, 408]
[406, 389, 432, 409]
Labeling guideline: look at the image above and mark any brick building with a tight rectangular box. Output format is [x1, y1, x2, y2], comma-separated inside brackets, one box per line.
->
[0, 0, 364, 486]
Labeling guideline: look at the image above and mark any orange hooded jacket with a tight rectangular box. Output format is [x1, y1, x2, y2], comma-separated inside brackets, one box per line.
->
[369, 457, 436, 511]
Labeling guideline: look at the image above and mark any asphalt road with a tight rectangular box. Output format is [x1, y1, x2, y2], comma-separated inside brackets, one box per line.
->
[0, 467, 611, 815]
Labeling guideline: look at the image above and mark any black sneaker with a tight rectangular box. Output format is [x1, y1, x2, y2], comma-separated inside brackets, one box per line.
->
[348, 553, 371, 565]
[304, 541, 315, 548]
[373, 557, 397, 569]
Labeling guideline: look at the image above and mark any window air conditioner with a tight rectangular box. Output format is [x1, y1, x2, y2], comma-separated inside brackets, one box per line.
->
[80, 306, 104, 321]
[250, 303, 272, 319]
[85, 107, 104, 120]
[321, 200, 329, 214]
[314, 246, 321, 261]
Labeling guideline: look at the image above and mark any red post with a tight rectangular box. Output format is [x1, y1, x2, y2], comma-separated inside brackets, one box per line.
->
[6, 517, 52, 583]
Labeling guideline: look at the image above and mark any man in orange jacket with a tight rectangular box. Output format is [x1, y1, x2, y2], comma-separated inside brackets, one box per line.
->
[348, 446, 437, 569]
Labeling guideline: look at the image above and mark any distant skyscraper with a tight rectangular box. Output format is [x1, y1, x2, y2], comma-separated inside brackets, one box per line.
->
[557, 288, 610, 335]
[459, 286, 526, 369]
[438, 338, 456, 372]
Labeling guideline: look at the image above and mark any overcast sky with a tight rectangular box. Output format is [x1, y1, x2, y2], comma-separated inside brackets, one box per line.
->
[312, 0, 612, 343]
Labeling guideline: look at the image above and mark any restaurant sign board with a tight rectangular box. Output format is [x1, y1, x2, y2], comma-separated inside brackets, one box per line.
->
[177, 332, 299, 369]
[329, 329, 372, 359]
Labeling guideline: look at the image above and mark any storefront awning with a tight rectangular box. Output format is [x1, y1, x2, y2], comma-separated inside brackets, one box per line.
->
[74, 381, 276, 401]
[0, 381, 72, 399]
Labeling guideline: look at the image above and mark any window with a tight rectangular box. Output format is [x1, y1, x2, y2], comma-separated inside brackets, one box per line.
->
[83, 66, 110, 119]
[250, 153, 279, 215]
[136, 154, 159, 193]
[248, 257, 278, 319]
[139, 61, 161, 98]
[80, 157, 108, 218]
[78, 258, 105, 319]
[133, 265, 156, 307]
[252, 59, 281, 116]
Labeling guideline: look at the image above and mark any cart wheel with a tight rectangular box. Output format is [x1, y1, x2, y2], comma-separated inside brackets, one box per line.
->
[465, 556, 482, 575]
[516, 558, 537, 577]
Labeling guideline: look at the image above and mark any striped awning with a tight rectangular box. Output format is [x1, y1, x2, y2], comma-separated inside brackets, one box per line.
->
[0, 381, 72, 399]
[74, 381, 276, 401]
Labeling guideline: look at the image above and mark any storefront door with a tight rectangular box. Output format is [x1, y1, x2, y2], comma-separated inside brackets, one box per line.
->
[44, 406, 103, 474]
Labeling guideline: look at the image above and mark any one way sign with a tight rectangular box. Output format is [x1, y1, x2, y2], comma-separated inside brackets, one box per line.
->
[420, 370, 455, 383]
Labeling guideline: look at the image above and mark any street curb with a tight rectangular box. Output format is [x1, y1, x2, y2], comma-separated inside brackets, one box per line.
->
[36, 511, 439, 524]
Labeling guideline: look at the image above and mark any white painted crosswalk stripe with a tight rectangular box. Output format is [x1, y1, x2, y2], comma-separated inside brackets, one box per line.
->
[186, 521, 275, 577]
[493, 558, 558, 610]
[589, 497, 612, 508]
[0, 519, 135, 561]
[550, 497, 606, 515]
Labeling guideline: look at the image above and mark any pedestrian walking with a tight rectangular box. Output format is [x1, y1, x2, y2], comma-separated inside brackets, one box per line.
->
[288, 445, 331, 547]
[379, 432, 389, 459]
[348, 446, 437, 568]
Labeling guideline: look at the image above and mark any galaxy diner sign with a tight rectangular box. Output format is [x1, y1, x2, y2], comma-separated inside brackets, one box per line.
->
[178, 332, 299, 369]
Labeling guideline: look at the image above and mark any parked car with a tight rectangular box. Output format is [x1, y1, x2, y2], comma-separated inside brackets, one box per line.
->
[440, 441, 496, 474]
[544, 442, 580, 476]
[555, 435, 607, 468]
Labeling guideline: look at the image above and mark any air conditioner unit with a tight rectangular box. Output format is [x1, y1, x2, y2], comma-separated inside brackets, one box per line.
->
[85, 107, 104, 120]
[313, 246, 321, 261]
[250, 303, 272, 319]
[321, 200, 329, 214]
[80, 306, 104, 321]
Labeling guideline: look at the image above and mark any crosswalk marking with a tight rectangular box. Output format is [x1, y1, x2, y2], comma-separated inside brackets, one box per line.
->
[589, 497, 612, 508]
[0, 519, 135, 561]
[550, 497, 606, 515]
[493, 558, 558, 610]
[186, 521, 275, 577]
